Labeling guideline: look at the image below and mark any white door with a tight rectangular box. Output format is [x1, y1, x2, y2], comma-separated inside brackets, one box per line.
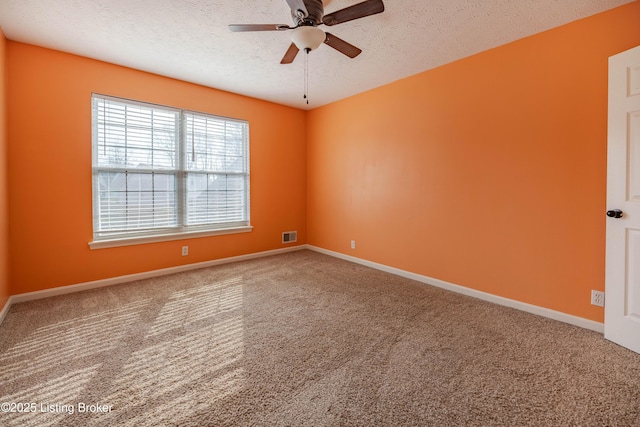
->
[606, 45, 640, 354]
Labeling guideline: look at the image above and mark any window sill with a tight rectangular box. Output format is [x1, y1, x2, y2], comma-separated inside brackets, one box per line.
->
[89, 226, 253, 250]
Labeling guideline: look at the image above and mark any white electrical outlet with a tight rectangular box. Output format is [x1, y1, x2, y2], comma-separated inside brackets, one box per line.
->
[182, 246, 189, 256]
[591, 290, 605, 307]
[351, 240, 356, 249]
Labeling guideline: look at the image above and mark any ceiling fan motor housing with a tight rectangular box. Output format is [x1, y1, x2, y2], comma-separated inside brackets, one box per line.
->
[292, 0, 324, 26]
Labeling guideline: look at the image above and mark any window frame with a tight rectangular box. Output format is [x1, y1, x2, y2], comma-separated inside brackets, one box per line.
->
[89, 94, 251, 249]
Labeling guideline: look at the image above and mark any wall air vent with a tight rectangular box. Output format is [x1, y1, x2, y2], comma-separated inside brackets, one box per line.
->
[282, 231, 297, 244]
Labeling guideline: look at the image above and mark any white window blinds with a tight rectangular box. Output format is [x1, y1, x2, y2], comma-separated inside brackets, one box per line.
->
[92, 95, 250, 243]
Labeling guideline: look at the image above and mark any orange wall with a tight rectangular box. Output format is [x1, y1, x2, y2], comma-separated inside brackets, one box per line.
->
[307, 2, 640, 322]
[7, 43, 306, 294]
[0, 28, 8, 310]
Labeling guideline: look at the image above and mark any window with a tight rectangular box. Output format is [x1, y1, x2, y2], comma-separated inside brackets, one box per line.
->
[90, 94, 250, 248]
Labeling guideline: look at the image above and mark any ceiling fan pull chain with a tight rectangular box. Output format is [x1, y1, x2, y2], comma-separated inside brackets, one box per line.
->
[304, 48, 310, 104]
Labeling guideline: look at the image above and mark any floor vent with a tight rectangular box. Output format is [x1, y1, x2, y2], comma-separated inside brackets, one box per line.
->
[282, 231, 297, 244]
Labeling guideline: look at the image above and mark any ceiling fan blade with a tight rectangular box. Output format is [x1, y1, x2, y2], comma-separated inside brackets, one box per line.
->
[286, 0, 309, 17]
[323, 0, 385, 26]
[229, 24, 292, 32]
[323, 32, 362, 58]
[281, 43, 300, 64]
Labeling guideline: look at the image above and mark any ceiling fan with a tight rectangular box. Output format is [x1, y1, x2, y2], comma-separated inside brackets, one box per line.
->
[229, 0, 385, 64]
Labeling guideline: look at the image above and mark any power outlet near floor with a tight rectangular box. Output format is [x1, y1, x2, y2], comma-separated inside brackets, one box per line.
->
[351, 240, 356, 249]
[591, 290, 605, 307]
[181, 246, 189, 256]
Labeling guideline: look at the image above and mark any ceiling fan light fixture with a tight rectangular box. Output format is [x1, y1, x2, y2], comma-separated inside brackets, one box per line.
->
[291, 26, 325, 51]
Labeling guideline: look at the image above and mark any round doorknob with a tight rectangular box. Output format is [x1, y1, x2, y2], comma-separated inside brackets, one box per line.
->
[607, 209, 623, 218]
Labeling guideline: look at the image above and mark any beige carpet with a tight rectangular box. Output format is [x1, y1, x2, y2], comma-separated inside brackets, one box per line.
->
[0, 250, 639, 426]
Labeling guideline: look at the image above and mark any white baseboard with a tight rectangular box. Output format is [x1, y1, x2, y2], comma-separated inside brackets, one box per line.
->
[0, 244, 605, 334]
[0, 294, 12, 326]
[0, 245, 306, 325]
[307, 245, 604, 334]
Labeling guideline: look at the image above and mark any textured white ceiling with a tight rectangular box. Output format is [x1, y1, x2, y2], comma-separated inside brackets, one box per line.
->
[0, 0, 635, 110]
